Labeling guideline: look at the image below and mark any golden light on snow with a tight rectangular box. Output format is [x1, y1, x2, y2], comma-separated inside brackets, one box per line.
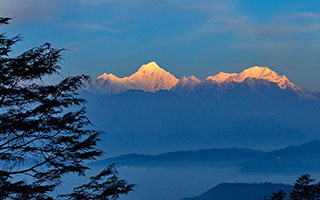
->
[91, 62, 304, 94]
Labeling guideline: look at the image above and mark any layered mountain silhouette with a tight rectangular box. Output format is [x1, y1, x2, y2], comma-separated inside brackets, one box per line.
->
[82, 61, 320, 154]
[95, 148, 265, 167]
[241, 140, 320, 173]
[179, 183, 293, 200]
[95, 140, 320, 173]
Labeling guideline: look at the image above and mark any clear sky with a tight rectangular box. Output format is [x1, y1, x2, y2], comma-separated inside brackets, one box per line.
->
[1, 0, 320, 91]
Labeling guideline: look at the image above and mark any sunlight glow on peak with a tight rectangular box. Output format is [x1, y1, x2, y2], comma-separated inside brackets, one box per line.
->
[92, 63, 304, 94]
[138, 61, 162, 71]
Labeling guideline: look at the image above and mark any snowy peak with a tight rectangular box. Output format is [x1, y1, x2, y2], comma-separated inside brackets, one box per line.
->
[179, 75, 201, 84]
[171, 75, 200, 94]
[89, 63, 305, 94]
[97, 73, 123, 82]
[238, 66, 303, 91]
[91, 61, 178, 94]
[238, 66, 285, 83]
[188, 75, 201, 83]
[128, 61, 179, 92]
[206, 72, 238, 83]
[136, 61, 162, 72]
[241, 66, 275, 77]
[179, 75, 201, 88]
[205, 66, 304, 92]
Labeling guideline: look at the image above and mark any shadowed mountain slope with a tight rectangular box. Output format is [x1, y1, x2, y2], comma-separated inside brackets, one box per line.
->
[95, 148, 265, 167]
[242, 140, 320, 173]
[180, 183, 293, 200]
[81, 63, 320, 155]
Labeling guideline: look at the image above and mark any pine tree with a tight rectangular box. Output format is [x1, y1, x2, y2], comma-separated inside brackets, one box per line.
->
[289, 174, 316, 200]
[0, 17, 134, 200]
[270, 190, 286, 200]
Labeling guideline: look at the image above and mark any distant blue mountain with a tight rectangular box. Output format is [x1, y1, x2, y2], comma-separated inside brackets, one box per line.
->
[94, 140, 320, 174]
[95, 148, 265, 167]
[81, 65, 320, 154]
[179, 183, 293, 200]
[82, 86, 317, 154]
[241, 140, 320, 173]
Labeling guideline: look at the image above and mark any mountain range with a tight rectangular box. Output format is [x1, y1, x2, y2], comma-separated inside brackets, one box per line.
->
[95, 148, 265, 167]
[81, 61, 320, 154]
[86, 61, 306, 95]
[88, 62, 178, 94]
[94, 140, 320, 174]
[241, 140, 320, 173]
[180, 183, 293, 200]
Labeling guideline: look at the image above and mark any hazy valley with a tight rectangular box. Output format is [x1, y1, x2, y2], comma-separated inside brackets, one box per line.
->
[78, 62, 320, 199]
[82, 62, 320, 155]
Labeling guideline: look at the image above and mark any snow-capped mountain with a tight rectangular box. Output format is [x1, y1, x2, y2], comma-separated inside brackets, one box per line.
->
[89, 61, 179, 94]
[82, 62, 320, 154]
[205, 66, 303, 92]
[171, 75, 201, 95]
[88, 62, 305, 94]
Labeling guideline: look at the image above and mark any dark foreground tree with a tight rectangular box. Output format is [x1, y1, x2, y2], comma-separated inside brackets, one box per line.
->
[60, 164, 134, 200]
[270, 190, 286, 200]
[269, 174, 320, 200]
[289, 174, 317, 200]
[0, 17, 135, 199]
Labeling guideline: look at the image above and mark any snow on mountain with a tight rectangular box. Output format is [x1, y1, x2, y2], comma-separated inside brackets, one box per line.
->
[92, 73, 128, 94]
[90, 61, 179, 94]
[206, 66, 304, 92]
[128, 61, 179, 92]
[206, 72, 238, 83]
[171, 75, 200, 94]
[88, 63, 305, 94]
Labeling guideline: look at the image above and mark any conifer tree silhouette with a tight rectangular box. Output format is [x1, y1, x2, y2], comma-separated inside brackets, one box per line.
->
[270, 190, 286, 200]
[0, 17, 135, 200]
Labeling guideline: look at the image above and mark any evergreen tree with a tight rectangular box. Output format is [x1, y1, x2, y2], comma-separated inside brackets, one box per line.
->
[289, 174, 316, 200]
[313, 182, 320, 199]
[0, 17, 134, 199]
[270, 190, 286, 200]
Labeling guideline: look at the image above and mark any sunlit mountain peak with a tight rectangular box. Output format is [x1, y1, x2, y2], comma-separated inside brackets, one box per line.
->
[92, 61, 178, 94]
[180, 75, 201, 83]
[240, 66, 278, 79]
[204, 66, 304, 92]
[137, 61, 162, 72]
[171, 75, 201, 94]
[89, 63, 305, 94]
[237, 66, 303, 91]
[206, 72, 238, 83]
[97, 73, 121, 81]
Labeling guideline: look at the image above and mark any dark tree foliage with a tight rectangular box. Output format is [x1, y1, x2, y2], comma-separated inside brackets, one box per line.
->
[60, 164, 135, 200]
[270, 190, 286, 200]
[0, 17, 134, 199]
[313, 182, 320, 199]
[289, 174, 315, 200]
[289, 174, 319, 200]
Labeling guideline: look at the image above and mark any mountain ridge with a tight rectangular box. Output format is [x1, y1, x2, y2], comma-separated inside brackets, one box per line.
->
[93, 140, 320, 170]
[179, 183, 293, 200]
[94, 147, 265, 167]
[241, 140, 320, 173]
[87, 61, 305, 94]
[89, 61, 179, 94]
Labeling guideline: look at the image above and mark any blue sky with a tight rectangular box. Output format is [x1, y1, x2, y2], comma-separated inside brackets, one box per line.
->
[1, 0, 320, 90]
